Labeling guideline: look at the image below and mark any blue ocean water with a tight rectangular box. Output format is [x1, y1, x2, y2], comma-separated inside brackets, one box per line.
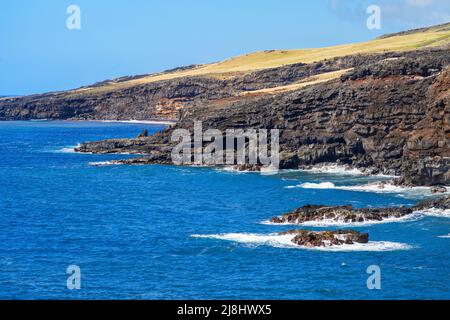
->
[0, 121, 449, 299]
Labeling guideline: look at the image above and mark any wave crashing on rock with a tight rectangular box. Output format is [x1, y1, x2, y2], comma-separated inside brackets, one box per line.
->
[191, 232, 411, 252]
[270, 195, 450, 226]
[270, 205, 413, 225]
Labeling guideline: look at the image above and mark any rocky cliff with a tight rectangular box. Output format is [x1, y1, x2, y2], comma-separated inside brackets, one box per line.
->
[2, 24, 450, 186]
[75, 47, 450, 186]
[0, 52, 407, 121]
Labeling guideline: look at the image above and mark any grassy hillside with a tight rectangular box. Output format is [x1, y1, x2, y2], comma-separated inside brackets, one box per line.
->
[70, 23, 450, 96]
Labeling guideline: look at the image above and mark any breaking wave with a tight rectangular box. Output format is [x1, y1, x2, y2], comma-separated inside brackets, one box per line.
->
[264, 208, 450, 227]
[88, 161, 121, 167]
[215, 166, 250, 174]
[215, 165, 279, 175]
[299, 165, 365, 176]
[292, 182, 336, 189]
[217, 164, 388, 177]
[98, 119, 175, 125]
[415, 208, 450, 218]
[55, 144, 81, 153]
[191, 233, 412, 252]
[297, 164, 397, 177]
[261, 213, 423, 227]
[287, 181, 449, 197]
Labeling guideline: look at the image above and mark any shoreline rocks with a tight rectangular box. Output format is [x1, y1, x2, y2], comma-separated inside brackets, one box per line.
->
[271, 195, 450, 225]
[431, 185, 447, 194]
[278, 229, 369, 247]
[271, 205, 413, 224]
[413, 195, 450, 211]
[269, 196, 448, 248]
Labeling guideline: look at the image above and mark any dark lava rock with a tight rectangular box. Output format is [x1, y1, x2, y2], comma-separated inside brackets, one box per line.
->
[271, 205, 413, 224]
[278, 229, 369, 247]
[413, 195, 450, 210]
[137, 129, 148, 138]
[74, 138, 150, 154]
[60, 47, 450, 186]
[430, 185, 447, 194]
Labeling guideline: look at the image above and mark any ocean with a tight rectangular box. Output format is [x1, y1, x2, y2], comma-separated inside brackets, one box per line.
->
[0, 121, 449, 299]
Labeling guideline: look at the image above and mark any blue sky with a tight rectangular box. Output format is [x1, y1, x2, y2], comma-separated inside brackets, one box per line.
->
[1, 0, 449, 95]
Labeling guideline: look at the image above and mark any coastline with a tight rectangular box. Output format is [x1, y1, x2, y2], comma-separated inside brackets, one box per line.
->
[0, 119, 177, 125]
[94, 119, 176, 125]
[72, 137, 449, 192]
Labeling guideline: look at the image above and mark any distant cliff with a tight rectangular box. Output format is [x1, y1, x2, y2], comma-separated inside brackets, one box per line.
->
[0, 53, 406, 121]
[2, 23, 449, 122]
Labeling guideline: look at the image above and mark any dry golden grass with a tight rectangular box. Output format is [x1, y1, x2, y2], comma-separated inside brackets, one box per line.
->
[239, 69, 352, 95]
[69, 24, 450, 96]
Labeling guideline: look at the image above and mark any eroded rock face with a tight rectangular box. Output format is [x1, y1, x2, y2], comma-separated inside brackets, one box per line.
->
[72, 48, 450, 186]
[271, 205, 413, 224]
[278, 229, 369, 247]
[0, 52, 393, 121]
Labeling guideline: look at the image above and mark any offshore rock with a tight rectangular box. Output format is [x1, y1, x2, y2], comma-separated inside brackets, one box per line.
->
[271, 195, 450, 225]
[278, 229, 369, 247]
[270, 205, 412, 224]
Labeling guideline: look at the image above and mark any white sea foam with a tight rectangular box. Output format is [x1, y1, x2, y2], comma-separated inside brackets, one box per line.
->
[311, 241, 413, 252]
[261, 212, 423, 227]
[192, 233, 296, 248]
[217, 164, 393, 178]
[289, 181, 449, 197]
[191, 233, 412, 252]
[259, 166, 280, 175]
[336, 183, 437, 194]
[118, 152, 144, 155]
[264, 207, 450, 227]
[88, 161, 120, 166]
[215, 166, 248, 174]
[218, 165, 367, 176]
[55, 144, 81, 153]
[59, 147, 76, 153]
[415, 208, 450, 218]
[299, 164, 365, 175]
[55, 144, 144, 156]
[293, 182, 336, 189]
[98, 119, 175, 125]
[438, 233, 450, 238]
[215, 165, 279, 175]
[297, 164, 397, 178]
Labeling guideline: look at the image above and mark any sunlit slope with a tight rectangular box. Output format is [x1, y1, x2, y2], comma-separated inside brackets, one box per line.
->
[71, 23, 450, 95]
[238, 69, 353, 96]
[211, 29, 450, 72]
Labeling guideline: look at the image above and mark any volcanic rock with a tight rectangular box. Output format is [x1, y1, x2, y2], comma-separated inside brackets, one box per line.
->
[72, 48, 450, 186]
[413, 195, 450, 210]
[271, 205, 413, 224]
[278, 229, 369, 247]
